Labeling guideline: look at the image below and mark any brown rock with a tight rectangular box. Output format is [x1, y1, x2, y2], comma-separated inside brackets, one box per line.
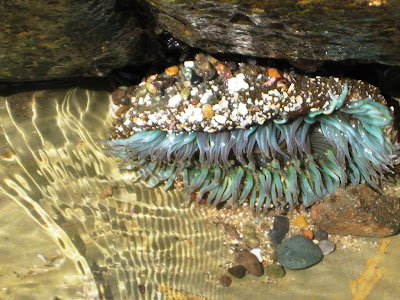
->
[219, 276, 232, 287]
[311, 185, 400, 237]
[228, 265, 246, 279]
[234, 250, 264, 277]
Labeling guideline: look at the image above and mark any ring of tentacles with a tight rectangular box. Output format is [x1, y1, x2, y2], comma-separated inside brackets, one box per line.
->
[104, 81, 398, 214]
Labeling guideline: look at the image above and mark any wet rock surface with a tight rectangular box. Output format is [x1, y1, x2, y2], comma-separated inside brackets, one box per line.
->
[278, 235, 323, 270]
[311, 185, 400, 237]
[0, 0, 161, 81]
[145, 0, 400, 66]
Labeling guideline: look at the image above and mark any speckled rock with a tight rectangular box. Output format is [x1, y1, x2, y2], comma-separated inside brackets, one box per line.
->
[311, 185, 400, 237]
[145, 0, 400, 66]
[278, 235, 323, 270]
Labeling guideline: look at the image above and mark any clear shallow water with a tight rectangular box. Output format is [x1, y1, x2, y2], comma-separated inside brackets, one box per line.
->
[0, 88, 399, 300]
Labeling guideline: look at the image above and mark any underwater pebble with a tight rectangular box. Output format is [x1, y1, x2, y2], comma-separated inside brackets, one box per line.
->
[292, 215, 308, 228]
[314, 229, 329, 241]
[227, 74, 249, 92]
[269, 216, 289, 245]
[318, 239, 336, 256]
[165, 65, 179, 76]
[219, 276, 232, 287]
[303, 230, 314, 240]
[278, 235, 323, 270]
[146, 75, 157, 94]
[202, 104, 215, 118]
[266, 264, 286, 279]
[235, 250, 264, 276]
[215, 63, 232, 79]
[138, 285, 145, 294]
[268, 68, 282, 78]
[228, 265, 246, 279]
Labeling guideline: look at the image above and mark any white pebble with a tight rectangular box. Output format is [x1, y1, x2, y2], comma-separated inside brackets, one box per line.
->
[227, 76, 249, 92]
[250, 248, 263, 262]
[238, 103, 248, 116]
[184, 61, 195, 68]
[168, 94, 182, 107]
[214, 114, 227, 124]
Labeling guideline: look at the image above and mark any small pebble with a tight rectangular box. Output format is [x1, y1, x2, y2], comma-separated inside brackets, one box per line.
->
[228, 265, 246, 279]
[115, 105, 130, 117]
[165, 65, 179, 76]
[146, 75, 158, 94]
[215, 63, 233, 79]
[202, 104, 215, 119]
[318, 239, 336, 256]
[190, 70, 203, 85]
[303, 230, 314, 240]
[292, 215, 308, 228]
[235, 250, 264, 276]
[138, 285, 145, 294]
[266, 264, 285, 279]
[219, 276, 232, 287]
[314, 229, 329, 241]
[278, 235, 323, 270]
[269, 216, 289, 245]
[268, 67, 282, 78]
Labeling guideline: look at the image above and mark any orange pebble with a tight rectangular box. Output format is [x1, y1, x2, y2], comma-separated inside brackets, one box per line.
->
[215, 63, 233, 79]
[268, 67, 282, 78]
[165, 65, 179, 76]
[303, 230, 314, 240]
[292, 215, 308, 228]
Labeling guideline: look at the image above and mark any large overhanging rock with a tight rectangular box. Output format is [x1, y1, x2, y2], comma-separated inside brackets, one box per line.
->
[0, 0, 160, 81]
[145, 0, 400, 67]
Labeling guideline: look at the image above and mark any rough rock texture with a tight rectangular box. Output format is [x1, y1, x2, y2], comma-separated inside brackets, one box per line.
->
[146, 0, 400, 66]
[311, 185, 400, 237]
[0, 0, 160, 81]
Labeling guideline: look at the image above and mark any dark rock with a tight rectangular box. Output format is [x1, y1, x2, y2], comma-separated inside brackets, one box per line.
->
[278, 235, 323, 270]
[318, 240, 335, 256]
[1, 0, 161, 81]
[314, 229, 329, 241]
[190, 70, 203, 85]
[269, 216, 289, 245]
[228, 265, 246, 279]
[138, 285, 145, 294]
[219, 276, 232, 287]
[234, 250, 264, 277]
[266, 264, 285, 279]
[311, 185, 400, 237]
[145, 0, 400, 66]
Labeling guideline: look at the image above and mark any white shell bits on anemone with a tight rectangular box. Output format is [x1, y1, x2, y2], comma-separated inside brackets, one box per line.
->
[105, 53, 399, 214]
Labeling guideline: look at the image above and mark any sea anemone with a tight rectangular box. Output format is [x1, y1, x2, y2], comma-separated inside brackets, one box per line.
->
[104, 54, 399, 214]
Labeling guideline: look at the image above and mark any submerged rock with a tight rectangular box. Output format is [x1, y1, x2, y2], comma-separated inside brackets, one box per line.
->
[311, 185, 400, 237]
[278, 235, 323, 270]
